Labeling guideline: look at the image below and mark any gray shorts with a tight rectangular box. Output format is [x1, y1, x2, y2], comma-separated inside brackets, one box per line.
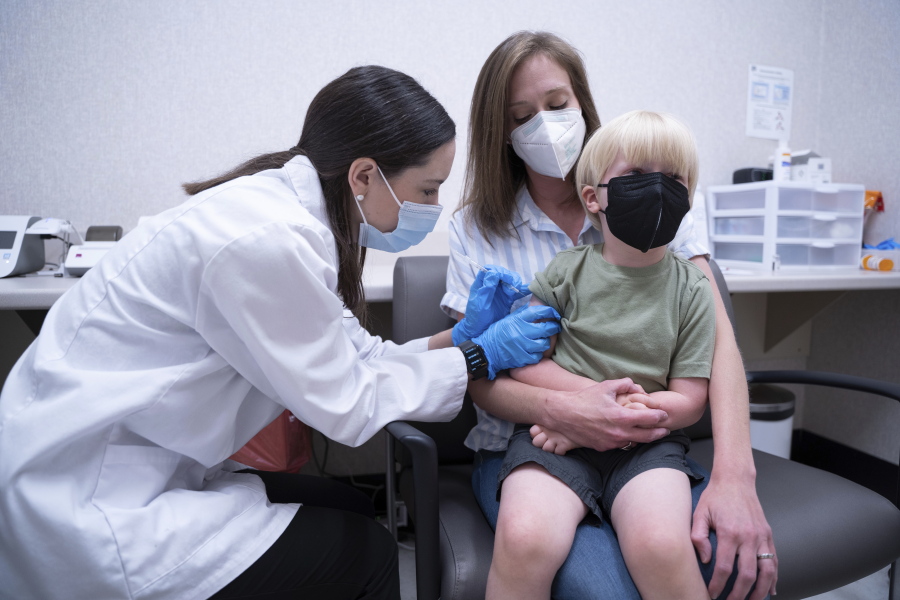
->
[497, 424, 704, 523]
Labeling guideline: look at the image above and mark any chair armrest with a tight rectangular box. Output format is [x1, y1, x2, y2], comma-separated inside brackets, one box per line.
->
[746, 369, 900, 509]
[746, 370, 900, 405]
[385, 421, 440, 600]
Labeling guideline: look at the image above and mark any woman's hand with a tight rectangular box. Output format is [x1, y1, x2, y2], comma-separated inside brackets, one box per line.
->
[472, 304, 560, 379]
[542, 379, 671, 451]
[692, 478, 778, 600]
[451, 265, 530, 346]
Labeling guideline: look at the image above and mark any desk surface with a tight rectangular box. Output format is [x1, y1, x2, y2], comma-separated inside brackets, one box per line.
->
[3, 262, 900, 310]
[716, 267, 900, 293]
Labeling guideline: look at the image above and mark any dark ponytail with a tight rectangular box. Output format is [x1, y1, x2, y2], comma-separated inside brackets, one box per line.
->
[183, 66, 455, 322]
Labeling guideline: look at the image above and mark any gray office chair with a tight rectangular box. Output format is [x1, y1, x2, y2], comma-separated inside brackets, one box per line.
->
[385, 255, 900, 600]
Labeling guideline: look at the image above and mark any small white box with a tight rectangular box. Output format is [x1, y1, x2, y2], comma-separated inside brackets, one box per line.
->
[65, 241, 116, 276]
[793, 157, 832, 184]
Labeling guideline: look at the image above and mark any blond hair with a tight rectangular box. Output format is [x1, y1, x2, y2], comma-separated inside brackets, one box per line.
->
[460, 31, 601, 241]
[576, 110, 699, 230]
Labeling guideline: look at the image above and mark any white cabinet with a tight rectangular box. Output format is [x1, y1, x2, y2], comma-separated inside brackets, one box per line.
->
[707, 182, 865, 270]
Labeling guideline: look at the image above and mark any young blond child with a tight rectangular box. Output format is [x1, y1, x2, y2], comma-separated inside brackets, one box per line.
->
[486, 110, 716, 600]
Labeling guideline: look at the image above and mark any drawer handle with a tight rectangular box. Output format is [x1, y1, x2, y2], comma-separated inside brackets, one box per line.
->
[812, 242, 836, 249]
[812, 214, 837, 221]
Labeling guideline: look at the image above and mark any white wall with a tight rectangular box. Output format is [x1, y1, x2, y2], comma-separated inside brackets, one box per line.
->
[4, 1, 898, 242]
[3, 0, 899, 464]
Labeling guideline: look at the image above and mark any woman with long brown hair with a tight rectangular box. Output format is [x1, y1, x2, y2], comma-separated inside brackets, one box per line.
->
[442, 31, 777, 599]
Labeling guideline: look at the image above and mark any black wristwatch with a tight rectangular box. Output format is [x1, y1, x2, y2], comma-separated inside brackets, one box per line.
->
[457, 340, 489, 380]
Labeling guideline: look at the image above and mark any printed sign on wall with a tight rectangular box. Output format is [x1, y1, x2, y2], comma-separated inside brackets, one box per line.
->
[746, 64, 794, 141]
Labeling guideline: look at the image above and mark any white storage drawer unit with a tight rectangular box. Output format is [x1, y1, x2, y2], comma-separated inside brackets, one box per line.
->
[707, 182, 865, 270]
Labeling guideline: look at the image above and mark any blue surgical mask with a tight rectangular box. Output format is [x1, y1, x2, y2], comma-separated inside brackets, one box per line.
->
[356, 166, 443, 252]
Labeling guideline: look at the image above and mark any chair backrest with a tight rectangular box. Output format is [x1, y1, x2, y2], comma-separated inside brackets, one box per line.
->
[391, 255, 736, 447]
[393, 256, 478, 465]
[392, 255, 455, 345]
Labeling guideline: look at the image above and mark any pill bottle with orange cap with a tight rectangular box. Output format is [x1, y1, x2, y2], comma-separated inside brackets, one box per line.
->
[861, 254, 894, 271]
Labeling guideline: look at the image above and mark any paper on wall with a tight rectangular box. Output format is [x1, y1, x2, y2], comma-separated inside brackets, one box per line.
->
[746, 64, 794, 141]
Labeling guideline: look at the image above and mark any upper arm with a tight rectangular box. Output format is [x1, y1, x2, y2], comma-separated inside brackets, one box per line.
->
[443, 214, 480, 318]
[528, 294, 557, 357]
[670, 271, 716, 380]
[689, 256, 735, 343]
[198, 224, 464, 446]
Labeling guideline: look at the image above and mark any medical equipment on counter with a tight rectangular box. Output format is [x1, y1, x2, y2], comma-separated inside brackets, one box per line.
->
[28, 217, 85, 275]
[733, 168, 773, 184]
[26, 217, 83, 246]
[84, 225, 123, 242]
[64, 242, 117, 276]
[64, 226, 123, 277]
[0, 215, 45, 278]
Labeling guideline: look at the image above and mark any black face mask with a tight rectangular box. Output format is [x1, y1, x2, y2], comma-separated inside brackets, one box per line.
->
[598, 172, 691, 253]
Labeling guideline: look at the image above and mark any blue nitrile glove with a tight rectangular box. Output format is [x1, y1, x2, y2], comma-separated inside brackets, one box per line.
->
[451, 265, 530, 346]
[472, 304, 561, 379]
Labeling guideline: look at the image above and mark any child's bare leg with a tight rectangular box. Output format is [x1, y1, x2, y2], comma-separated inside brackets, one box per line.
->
[611, 468, 710, 600]
[487, 462, 589, 600]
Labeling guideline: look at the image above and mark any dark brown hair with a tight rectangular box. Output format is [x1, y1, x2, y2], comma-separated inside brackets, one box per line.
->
[460, 31, 601, 241]
[183, 66, 455, 322]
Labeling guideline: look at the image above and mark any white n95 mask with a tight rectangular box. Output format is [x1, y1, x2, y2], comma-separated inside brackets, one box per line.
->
[510, 108, 587, 180]
[356, 166, 443, 253]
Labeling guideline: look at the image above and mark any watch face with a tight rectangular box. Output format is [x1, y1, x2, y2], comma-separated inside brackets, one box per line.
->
[459, 341, 488, 379]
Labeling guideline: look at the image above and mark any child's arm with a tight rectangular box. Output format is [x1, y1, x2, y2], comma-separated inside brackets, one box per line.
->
[509, 358, 594, 392]
[624, 377, 708, 430]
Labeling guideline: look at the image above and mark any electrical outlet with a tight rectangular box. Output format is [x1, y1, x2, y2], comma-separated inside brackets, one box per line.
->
[395, 500, 408, 528]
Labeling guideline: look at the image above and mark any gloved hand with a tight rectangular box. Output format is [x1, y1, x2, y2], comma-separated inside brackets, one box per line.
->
[473, 304, 561, 379]
[451, 265, 530, 346]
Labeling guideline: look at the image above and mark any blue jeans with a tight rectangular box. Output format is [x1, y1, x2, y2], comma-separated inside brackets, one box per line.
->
[473, 450, 745, 599]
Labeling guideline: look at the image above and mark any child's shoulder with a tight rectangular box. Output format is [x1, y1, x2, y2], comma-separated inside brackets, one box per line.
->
[669, 254, 715, 304]
[670, 252, 709, 283]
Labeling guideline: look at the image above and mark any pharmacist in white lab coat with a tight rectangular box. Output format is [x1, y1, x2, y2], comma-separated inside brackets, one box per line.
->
[0, 66, 560, 600]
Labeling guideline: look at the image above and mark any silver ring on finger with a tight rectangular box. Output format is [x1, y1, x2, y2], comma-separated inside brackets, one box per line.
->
[620, 441, 634, 451]
[756, 553, 775, 560]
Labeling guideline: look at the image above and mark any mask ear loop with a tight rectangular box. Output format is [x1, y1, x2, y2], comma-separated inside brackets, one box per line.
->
[376, 166, 403, 208]
[597, 182, 609, 214]
[354, 194, 367, 222]
[354, 163, 403, 230]
[354, 194, 367, 261]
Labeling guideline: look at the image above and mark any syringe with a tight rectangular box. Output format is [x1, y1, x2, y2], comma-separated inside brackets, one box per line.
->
[452, 249, 527, 298]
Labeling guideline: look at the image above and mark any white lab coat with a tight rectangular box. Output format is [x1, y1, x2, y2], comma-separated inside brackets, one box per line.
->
[0, 155, 467, 600]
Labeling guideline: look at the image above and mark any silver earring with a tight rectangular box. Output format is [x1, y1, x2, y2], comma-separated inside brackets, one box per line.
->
[355, 194, 364, 201]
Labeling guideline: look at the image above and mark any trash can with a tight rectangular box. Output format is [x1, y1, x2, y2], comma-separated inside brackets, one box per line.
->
[748, 383, 796, 459]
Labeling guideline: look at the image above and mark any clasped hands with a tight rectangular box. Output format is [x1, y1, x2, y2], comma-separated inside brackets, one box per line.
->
[531, 381, 664, 455]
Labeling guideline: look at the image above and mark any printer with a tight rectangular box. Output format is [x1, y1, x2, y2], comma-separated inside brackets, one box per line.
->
[64, 225, 123, 276]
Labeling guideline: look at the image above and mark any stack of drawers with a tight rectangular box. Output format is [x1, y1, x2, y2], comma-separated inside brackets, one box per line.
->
[706, 181, 865, 270]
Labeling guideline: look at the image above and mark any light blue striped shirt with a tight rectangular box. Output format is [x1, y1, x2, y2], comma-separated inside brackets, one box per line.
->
[441, 186, 709, 452]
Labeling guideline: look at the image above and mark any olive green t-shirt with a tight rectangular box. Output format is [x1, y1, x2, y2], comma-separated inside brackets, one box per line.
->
[529, 244, 715, 393]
